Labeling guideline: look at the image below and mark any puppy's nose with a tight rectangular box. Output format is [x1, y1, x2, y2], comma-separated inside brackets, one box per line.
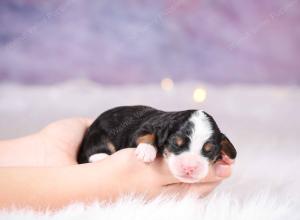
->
[182, 165, 198, 176]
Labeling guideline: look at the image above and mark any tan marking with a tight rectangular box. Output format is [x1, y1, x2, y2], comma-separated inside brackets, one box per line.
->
[175, 136, 184, 146]
[107, 141, 116, 153]
[203, 142, 213, 152]
[136, 134, 155, 145]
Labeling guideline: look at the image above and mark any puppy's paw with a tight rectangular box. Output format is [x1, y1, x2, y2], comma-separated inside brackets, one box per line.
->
[89, 153, 109, 163]
[135, 143, 157, 163]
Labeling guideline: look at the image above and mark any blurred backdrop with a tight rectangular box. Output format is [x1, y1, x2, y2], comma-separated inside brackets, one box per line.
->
[0, 0, 299, 149]
[0, 0, 300, 209]
[0, 0, 300, 85]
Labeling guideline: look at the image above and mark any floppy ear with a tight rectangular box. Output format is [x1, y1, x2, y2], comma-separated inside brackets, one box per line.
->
[220, 133, 237, 159]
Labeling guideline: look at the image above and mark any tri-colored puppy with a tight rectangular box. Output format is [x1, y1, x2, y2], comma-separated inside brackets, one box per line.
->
[77, 105, 237, 183]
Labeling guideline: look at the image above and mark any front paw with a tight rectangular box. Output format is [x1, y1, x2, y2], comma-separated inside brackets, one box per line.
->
[135, 143, 157, 163]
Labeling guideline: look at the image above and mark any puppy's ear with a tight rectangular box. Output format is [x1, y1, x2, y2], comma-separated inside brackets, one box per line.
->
[220, 133, 237, 159]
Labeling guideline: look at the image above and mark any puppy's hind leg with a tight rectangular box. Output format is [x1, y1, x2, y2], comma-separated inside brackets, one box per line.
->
[77, 130, 116, 164]
[88, 153, 109, 163]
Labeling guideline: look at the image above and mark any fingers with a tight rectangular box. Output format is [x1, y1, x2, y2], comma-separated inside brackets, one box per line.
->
[214, 155, 234, 178]
[144, 156, 179, 185]
[60, 117, 94, 127]
[110, 148, 180, 186]
[76, 118, 94, 127]
[214, 163, 232, 178]
[161, 181, 221, 199]
[198, 158, 234, 183]
[185, 181, 221, 197]
[113, 148, 234, 187]
[107, 149, 230, 201]
[107, 148, 234, 201]
[222, 154, 235, 165]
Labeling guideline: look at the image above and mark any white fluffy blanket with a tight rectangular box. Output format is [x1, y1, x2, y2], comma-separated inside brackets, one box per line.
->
[0, 193, 295, 220]
[0, 81, 299, 219]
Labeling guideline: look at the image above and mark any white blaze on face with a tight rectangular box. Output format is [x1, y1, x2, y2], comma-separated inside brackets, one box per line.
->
[188, 110, 213, 154]
[166, 110, 213, 183]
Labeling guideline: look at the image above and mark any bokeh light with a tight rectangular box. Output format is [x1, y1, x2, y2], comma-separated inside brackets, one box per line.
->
[193, 88, 207, 103]
[161, 78, 174, 91]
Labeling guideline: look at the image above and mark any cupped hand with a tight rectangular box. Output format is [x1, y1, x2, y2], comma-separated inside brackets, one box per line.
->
[106, 148, 234, 199]
[38, 118, 93, 166]
[38, 118, 234, 197]
[0, 117, 235, 204]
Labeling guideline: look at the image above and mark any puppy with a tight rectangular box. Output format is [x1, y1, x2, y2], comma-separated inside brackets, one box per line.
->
[77, 105, 236, 183]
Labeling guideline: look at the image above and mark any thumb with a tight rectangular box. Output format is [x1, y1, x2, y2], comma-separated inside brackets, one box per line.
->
[150, 157, 181, 185]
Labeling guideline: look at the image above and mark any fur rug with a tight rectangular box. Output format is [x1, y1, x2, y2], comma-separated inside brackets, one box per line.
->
[0, 193, 296, 220]
[0, 81, 299, 219]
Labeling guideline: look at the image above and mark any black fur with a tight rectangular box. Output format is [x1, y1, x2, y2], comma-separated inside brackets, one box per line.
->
[77, 105, 236, 163]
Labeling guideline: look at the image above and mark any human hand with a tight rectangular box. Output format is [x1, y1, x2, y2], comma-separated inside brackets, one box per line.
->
[39, 118, 234, 197]
[38, 118, 93, 166]
[0, 118, 234, 207]
[0, 149, 234, 210]
[0, 118, 92, 167]
[38, 119, 234, 200]
[106, 148, 235, 199]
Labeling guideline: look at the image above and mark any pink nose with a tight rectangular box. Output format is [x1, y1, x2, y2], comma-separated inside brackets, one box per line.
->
[182, 165, 198, 176]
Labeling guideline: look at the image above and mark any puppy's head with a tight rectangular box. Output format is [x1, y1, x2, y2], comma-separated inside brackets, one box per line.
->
[164, 110, 237, 183]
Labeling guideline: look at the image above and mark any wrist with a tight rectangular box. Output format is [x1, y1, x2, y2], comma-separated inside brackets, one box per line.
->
[109, 149, 167, 196]
[0, 133, 45, 167]
[73, 157, 133, 203]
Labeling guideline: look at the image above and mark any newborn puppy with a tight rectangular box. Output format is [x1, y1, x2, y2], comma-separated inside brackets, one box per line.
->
[77, 105, 237, 183]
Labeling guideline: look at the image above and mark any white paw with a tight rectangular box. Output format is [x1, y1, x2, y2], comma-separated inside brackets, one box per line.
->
[135, 143, 157, 163]
[89, 153, 109, 163]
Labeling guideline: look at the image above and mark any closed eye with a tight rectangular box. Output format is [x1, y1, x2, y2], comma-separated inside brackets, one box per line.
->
[168, 136, 189, 154]
[202, 142, 221, 161]
[171, 143, 181, 150]
[203, 142, 215, 152]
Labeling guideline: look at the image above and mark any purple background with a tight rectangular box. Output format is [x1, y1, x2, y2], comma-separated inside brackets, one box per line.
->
[0, 0, 299, 85]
